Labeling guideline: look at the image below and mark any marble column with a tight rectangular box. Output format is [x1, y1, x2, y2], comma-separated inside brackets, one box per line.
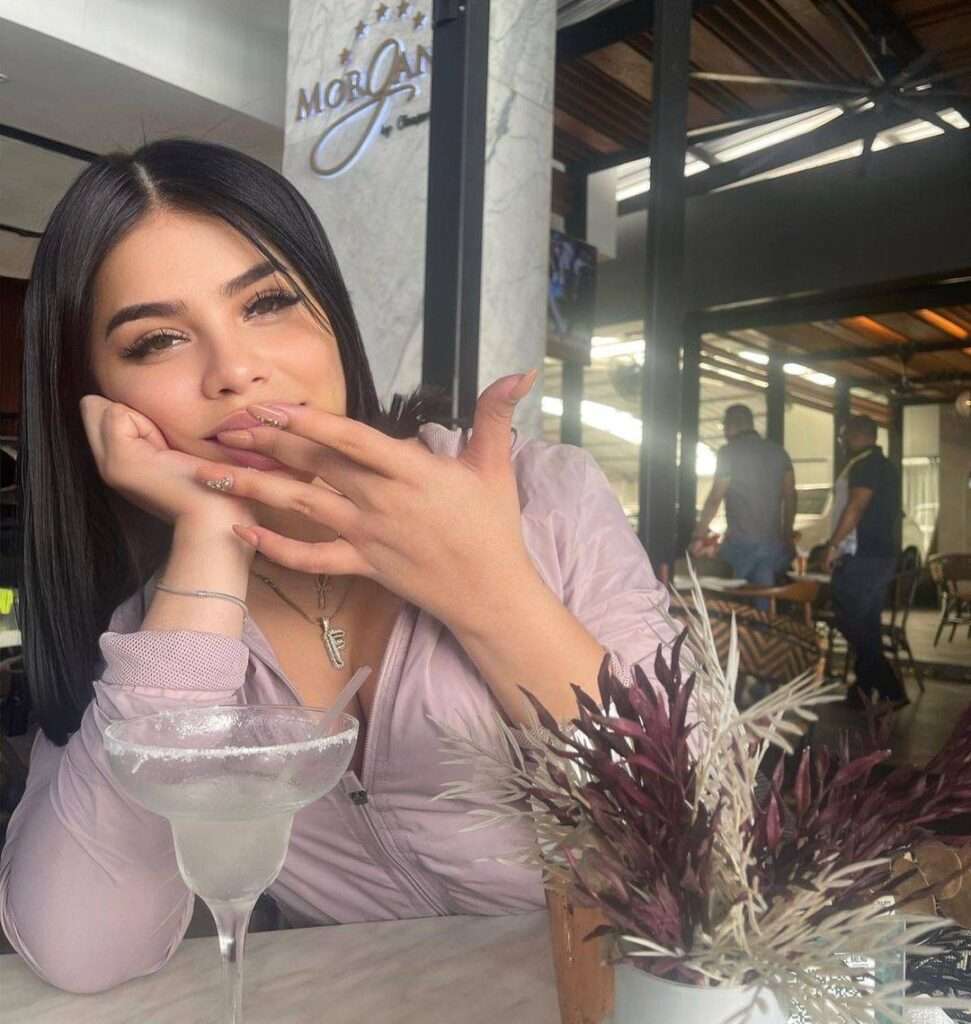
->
[283, 0, 554, 436]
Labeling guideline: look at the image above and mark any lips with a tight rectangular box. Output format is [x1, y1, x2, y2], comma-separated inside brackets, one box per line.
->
[205, 401, 302, 439]
[204, 409, 265, 439]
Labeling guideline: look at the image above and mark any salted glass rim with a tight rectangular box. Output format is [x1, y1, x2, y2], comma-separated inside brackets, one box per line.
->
[103, 705, 358, 761]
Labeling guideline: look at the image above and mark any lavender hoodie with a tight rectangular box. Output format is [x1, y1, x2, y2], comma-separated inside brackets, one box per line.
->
[0, 424, 675, 993]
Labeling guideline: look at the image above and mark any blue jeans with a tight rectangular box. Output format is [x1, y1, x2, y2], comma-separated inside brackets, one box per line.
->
[830, 555, 904, 701]
[720, 537, 793, 609]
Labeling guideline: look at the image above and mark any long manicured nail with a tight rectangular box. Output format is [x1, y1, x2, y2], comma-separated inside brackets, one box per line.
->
[505, 368, 538, 402]
[204, 475, 234, 492]
[249, 405, 290, 428]
[217, 429, 255, 447]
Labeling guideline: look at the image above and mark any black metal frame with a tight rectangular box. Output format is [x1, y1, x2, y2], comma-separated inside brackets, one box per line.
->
[421, 0, 491, 427]
[766, 355, 785, 445]
[798, 337, 971, 365]
[560, 170, 589, 447]
[690, 275, 971, 334]
[638, 0, 691, 573]
[0, 123, 97, 163]
[677, 329, 702, 550]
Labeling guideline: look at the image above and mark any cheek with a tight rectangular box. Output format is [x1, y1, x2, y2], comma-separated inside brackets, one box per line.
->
[94, 369, 199, 449]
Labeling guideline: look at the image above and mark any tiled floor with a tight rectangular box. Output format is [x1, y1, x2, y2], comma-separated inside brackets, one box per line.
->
[813, 608, 970, 768]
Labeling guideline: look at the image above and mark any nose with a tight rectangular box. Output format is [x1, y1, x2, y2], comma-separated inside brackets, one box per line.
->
[200, 329, 273, 398]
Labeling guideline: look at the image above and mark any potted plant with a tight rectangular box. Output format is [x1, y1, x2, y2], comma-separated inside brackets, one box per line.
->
[438, 573, 971, 1024]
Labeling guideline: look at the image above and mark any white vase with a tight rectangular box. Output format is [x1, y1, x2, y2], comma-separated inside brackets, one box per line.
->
[612, 964, 786, 1024]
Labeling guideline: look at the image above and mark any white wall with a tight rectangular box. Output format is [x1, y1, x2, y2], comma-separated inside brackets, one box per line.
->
[784, 403, 833, 487]
[904, 404, 940, 457]
[939, 406, 971, 553]
[0, 0, 288, 125]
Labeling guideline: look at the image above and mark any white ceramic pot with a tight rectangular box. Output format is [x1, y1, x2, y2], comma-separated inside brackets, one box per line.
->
[612, 964, 786, 1024]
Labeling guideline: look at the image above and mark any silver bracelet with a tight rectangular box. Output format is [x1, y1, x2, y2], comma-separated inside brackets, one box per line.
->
[155, 581, 248, 619]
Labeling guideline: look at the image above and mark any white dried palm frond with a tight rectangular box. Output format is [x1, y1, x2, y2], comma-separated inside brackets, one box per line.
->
[431, 563, 971, 1020]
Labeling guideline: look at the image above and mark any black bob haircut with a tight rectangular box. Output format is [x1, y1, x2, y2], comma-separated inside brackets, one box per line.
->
[18, 138, 447, 745]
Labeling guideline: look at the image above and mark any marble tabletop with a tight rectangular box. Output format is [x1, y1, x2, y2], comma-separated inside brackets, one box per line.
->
[0, 910, 560, 1024]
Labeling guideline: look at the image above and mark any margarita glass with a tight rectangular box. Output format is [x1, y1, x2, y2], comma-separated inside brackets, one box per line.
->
[104, 705, 358, 1024]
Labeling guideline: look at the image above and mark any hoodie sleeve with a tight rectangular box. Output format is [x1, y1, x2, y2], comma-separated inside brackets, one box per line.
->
[559, 447, 679, 690]
[0, 625, 249, 993]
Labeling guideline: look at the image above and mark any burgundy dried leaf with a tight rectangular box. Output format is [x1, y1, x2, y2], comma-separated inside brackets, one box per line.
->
[631, 663, 661, 710]
[794, 746, 812, 819]
[596, 652, 614, 712]
[518, 686, 573, 744]
[831, 749, 891, 788]
[626, 753, 678, 784]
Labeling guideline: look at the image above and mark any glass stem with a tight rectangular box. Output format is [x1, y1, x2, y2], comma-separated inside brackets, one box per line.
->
[206, 896, 257, 1024]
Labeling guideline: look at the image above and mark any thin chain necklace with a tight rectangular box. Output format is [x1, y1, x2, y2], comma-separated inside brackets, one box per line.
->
[252, 569, 353, 670]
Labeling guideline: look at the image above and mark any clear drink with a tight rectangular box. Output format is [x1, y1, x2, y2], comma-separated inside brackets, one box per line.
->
[104, 706, 357, 1024]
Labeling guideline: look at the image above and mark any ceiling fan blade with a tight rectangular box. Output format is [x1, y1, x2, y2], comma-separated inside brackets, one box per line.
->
[914, 62, 971, 86]
[685, 102, 838, 139]
[690, 71, 868, 95]
[814, 0, 885, 85]
[892, 96, 963, 133]
[888, 50, 938, 89]
[899, 89, 971, 102]
[857, 125, 878, 180]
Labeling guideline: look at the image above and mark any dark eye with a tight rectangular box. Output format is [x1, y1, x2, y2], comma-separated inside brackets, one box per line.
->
[244, 289, 300, 319]
[121, 330, 185, 360]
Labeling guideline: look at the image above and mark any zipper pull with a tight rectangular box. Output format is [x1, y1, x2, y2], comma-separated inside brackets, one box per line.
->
[341, 771, 369, 806]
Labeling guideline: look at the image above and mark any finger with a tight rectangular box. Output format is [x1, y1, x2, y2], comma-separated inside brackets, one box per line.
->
[109, 403, 171, 451]
[233, 527, 370, 577]
[196, 463, 359, 534]
[244, 403, 418, 479]
[79, 396, 110, 460]
[214, 426, 365, 496]
[463, 369, 537, 473]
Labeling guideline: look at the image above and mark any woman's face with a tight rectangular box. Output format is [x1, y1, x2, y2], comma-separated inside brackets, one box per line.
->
[88, 207, 346, 471]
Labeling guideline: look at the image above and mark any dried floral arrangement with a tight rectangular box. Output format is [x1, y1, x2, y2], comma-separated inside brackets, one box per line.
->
[437, 572, 971, 1024]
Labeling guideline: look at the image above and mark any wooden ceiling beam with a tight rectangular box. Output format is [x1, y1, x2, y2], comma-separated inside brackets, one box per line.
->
[796, 337, 971, 364]
[556, 0, 725, 63]
[690, 275, 971, 332]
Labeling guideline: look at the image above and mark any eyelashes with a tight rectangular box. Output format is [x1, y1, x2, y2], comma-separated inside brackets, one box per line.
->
[244, 289, 301, 320]
[119, 288, 302, 360]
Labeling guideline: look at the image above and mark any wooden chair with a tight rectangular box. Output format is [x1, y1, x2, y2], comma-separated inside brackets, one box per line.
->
[928, 553, 971, 645]
[671, 594, 823, 709]
[722, 579, 822, 626]
[881, 547, 925, 694]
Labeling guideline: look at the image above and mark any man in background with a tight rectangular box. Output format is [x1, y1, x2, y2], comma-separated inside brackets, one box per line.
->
[825, 415, 906, 707]
[690, 404, 797, 595]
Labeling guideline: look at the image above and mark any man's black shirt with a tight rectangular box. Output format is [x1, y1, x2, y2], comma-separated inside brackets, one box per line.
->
[848, 445, 900, 557]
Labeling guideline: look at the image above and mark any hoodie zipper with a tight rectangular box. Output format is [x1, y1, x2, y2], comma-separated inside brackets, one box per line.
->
[247, 605, 446, 915]
[345, 606, 448, 914]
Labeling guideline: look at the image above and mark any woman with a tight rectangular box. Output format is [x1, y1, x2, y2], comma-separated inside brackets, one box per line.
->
[0, 140, 675, 993]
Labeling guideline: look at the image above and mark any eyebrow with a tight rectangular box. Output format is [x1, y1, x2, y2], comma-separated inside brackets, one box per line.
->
[104, 260, 279, 339]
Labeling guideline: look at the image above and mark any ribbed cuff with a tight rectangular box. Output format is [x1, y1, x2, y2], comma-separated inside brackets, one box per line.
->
[99, 630, 249, 691]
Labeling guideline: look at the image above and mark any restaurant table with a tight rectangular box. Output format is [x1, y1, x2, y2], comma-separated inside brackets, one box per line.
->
[0, 910, 561, 1024]
[0, 910, 959, 1024]
[671, 575, 750, 594]
[788, 572, 831, 585]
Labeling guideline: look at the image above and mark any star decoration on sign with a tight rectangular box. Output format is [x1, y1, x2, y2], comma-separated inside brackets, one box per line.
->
[341, 5, 428, 70]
